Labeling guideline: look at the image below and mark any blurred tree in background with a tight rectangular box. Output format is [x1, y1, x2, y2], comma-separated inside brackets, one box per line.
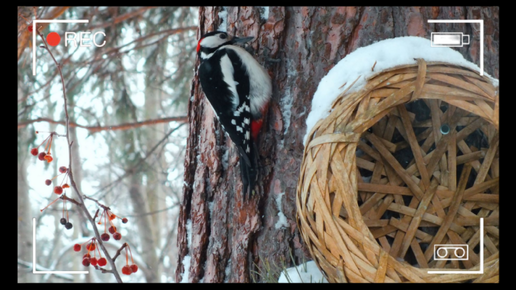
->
[17, 6, 197, 282]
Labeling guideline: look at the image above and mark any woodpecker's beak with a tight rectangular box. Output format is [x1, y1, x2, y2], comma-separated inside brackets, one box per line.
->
[230, 36, 254, 45]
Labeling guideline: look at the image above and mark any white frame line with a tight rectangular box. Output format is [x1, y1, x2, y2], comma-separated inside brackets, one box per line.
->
[32, 218, 89, 275]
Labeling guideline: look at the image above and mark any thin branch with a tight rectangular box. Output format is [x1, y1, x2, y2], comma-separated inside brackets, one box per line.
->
[36, 27, 123, 283]
[92, 208, 100, 222]
[125, 204, 178, 218]
[60, 194, 82, 206]
[98, 267, 115, 274]
[18, 116, 188, 132]
[83, 195, 111, 211]
[92, 122, 186, 200]
[93, 27, 197, 59]
[88, 7, 156, 30]
[112, 243, 129, 262]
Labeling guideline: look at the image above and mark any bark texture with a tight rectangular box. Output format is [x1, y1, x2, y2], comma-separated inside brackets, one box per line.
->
[176, 6, 498, 283]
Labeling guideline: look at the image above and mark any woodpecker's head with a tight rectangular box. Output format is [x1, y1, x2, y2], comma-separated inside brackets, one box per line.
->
[197, 31, 254, 59]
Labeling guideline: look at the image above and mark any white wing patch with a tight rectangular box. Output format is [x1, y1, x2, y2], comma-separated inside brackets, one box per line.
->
[225, 46, 271, 118]
[219, 54, 239, 110]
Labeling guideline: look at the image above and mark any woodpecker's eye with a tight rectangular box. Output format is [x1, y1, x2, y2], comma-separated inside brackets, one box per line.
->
[219, 33, 227, 39]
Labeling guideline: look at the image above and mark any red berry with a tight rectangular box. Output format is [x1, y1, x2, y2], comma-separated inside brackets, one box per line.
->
[54, 186, 63, 195]
[109, 213, 116, 220]
[90, 257, 98, 266]
[122, 265, 132, 275]
[44, 154, 53, 163]
[86, 242, 96, 251]
[83, 253, 91, 259]
[101, 233, 110, 241]
[30, 148, 38, 156]
[27, 24, 33, 32]
[113, 232, 122, 240]
[73, 244, 81, 252]
[108, 226, 117, 234]
[62, 183, 70, 188]
[97, 257, 107, 267]
[82, 258, 90, 267]
[45, 179, 52, 186]
[130, 264, 138, 273]
[59, 166, 67, 173]
[38, 152, 46, 161]
[122, 218, 128, 224]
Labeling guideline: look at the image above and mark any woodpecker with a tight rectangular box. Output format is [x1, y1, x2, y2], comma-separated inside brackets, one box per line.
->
[197, 31, 272, 198]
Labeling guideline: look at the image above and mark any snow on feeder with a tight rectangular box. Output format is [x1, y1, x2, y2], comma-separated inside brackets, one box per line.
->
[296, 37, 499, 283]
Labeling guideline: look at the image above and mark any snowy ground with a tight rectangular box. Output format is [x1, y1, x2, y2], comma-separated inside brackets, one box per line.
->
[278, 261, 328, 283]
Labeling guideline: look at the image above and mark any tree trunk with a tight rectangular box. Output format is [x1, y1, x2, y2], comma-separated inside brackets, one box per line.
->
[128, 173, 159, 282]
[176, 6, 498, 283]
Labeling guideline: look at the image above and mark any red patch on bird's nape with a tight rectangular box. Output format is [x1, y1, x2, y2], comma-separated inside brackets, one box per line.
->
[251, 119, 263, 141]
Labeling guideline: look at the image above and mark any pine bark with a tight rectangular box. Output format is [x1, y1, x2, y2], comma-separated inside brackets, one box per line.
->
[176, 6, 498, 283]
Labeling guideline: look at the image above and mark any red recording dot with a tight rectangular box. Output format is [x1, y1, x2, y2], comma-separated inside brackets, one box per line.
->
[46, 32, 61, 46]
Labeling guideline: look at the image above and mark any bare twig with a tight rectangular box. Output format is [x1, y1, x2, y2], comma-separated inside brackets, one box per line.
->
[18, 116, 188, 131]
[92, 122, 186, 200]
[60, 194, 82, 206]
[112, 243, 129, 262]
[92, 208, 100, 222]
[88, 7, 155, 30]
[98, 267, 114, 274]
[83, 195, 111, 211]
[99, 27, 196, 56]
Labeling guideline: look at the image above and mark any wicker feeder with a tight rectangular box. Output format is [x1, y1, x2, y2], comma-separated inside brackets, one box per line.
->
[297, 59, 499, 283]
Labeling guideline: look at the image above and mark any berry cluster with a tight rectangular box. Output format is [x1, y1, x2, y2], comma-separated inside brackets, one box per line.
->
[40, 166, 75, 229]
[22, 17, 136, 280]
[30, 131, 56, 163]
[60, 217, 73, 230]
[40, 195, 74, 230]
[74, 238, 107, 268]
[44, 165, 70, 195]
[121, 243, 138, 275]
[70, 206, 134, 275]
[97, 208, 128, 242]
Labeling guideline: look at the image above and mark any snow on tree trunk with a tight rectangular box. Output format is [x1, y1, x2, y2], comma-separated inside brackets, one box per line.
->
[176, 6, 498, 283]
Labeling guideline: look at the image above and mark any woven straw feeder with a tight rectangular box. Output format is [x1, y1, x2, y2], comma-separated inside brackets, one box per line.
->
[297, 59, 499, 283]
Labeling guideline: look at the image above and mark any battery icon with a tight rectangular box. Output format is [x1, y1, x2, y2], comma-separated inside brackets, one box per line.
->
[431, 32, 470, 47]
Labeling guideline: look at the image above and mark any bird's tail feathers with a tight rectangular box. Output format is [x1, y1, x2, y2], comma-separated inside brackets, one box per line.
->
[236, 146, 257, 199]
